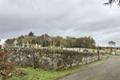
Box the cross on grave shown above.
[14,40,18,47]
[22,43,25,48]
[26,42,30,48]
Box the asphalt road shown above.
[59,56,120,80]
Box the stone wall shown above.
[0,48,108,70]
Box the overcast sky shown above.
[0,0,120,46]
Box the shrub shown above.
[0,52,15,80]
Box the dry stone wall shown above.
[0,48,108,70]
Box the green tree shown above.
[51,36,64,47]
[74,37,96,48]
[5,38,16,46]
[28,32,34,36]
[40,34,51,47]
[5,34,96,48]
[64,37,74,48]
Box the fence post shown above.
[97,47,100,60]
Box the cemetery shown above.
[0,36,119,80]
[0,45,110,80]
[0,0,120,80]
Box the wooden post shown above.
[97,47,100,60]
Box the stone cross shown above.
[26,42,30,48]
[22,43,25,48]
[14,40,18,47]
[35,43,38,48]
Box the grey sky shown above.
[0,0,120,46]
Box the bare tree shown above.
[108,41,116,54]
[108,41,116,47]
[104,0,120,5]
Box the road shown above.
[59,56,120,80]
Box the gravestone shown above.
[112,51,116,55]
[22,43,25,48]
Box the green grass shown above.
[10,55,110,80]
[116,51,120,56]
[10,65,88,80]
[10,68,67,80]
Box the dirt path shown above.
[59,56,120,80]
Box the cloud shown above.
[0,0,120,46]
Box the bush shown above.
[0,52,15,80]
